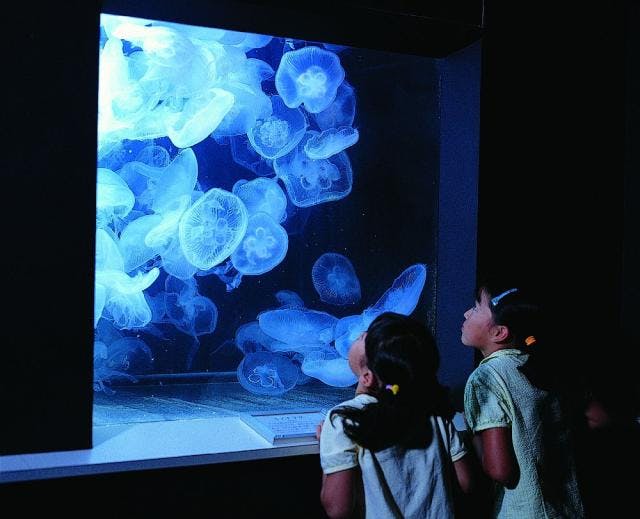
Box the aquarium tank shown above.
[93,10,476,428]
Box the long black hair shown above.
[329,312,452,452]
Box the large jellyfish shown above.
[312,253,361,306]
[275,46,345,113]
[178,188,249,270]
[237,351,299,396]
[247,95,307,160]
[231,212,289,276]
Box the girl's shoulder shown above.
[330,393,377,412]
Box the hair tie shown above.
[385,384,400,396]
[524,335,537,346]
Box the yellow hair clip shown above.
[525,335,537,346]
[385,384,400,395]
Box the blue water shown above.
[95,14,440,404]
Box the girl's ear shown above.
[360,368,377,391]
[493,324,510,343]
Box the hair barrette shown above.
[385,384,400,396]
[491,288,518,306]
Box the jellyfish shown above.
[247,95,307,160]
[149,147,198,214]
[165,292,218,337]
[312,253,361,306]
[229,134,275,177]
[333,314,366,359]
[258,308,338,347]
[178,188,249,270]
[275,46,345,113]
[314,80,356,131]
[118,214,163,273]
[304,126,359,160]
[237,351,299,396]
[212,84,272,138]
[166,87,235,149]
[235,321,288,354]
[231,212,288,276]
[96,167,135,227]
[362,264,428,326]
[275,290,305,309]
[232,177,287,223]
[274,133,353,208]
[301,348,357,387]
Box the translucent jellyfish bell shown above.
[178,188,249,270]
[312,253,361,306]
[231,212,289,276]
[274,133,353,208]
[314,80,356,131]
[301,348,357,387]
[96,167,135,225]
[258,308,338,346]
[362,264,428,326]
[275,46,345,113]
[334,314,366,359]
[237,351,299,396]
[232,177,287,223]
[304,126,359,160]
[235,321,288,354]
[247,95,307,160]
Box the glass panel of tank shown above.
[94,13,440,426]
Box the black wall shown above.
[1,0,632,514]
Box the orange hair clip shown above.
[525,335,537,346]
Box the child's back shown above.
[319,312,475,518]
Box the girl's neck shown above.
[480,343,514,358]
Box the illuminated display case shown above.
[1,0,482,478]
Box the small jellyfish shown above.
[237,351,299,396]
[235,321,288,354]
[258,308,338,346]
[314,80,356,131]
[212,84,272,138]
[232,177,287,223]
[96,167,135,226]
[275,46,345,113]
[166,87,235,149]
[333,314,366,359]
[312,253,361,306]
[301,348,357,387]
[231,212,288,276]
[275,290,305,309]
[304,126,359,160]
[363,264,428,327]
[247,95,307,160]
[275,134,353,208]
[178,188,249,270]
